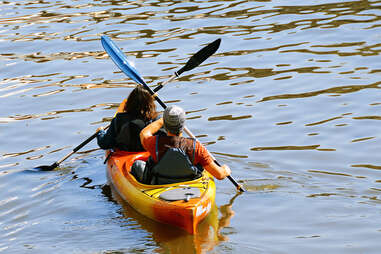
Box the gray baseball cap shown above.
[163,105,185,135]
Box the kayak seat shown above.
[159,187,201,202]
[149,148,202,185]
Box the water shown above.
[1,0,381,253]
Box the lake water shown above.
[1,0,381,253]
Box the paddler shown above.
[96,85,164,151]
[132,105,231,184]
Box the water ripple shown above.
[259,81,381,102]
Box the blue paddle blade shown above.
[101,35,147,86]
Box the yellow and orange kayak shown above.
[105,100,216,234]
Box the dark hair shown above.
[124,85,158,121]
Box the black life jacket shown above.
[113,113,148,151]
[143,136,203,185]
[113,113,166,152]
[115,118,146,151]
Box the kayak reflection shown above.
[103,184,238,253]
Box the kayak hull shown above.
[106,150,216,234]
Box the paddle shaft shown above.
[183,127,245,192]
[56,124,110,165]
[153,73,177,93]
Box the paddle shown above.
[102,36,245,192]
[101,35,221,94]
[152,37,221,93]
[34,124,110,171]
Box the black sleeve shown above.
[96,118,117,149]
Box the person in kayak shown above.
[96,85,164,151]
[132,105,231,184]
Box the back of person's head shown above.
[163,105,186,135]
[124,85,158,121]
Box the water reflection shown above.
[0,103,119,123]
[2,146,50,159]
[103,184,239,253]
[259,81,381,102]
[242,179,280,193]
[251,144,320,151]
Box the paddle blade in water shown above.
[101,35,147,86]
[34,162,58,171]
[176,38,221,76]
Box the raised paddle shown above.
[152,37,221,93]
[102,36,245,192]
[101,35,221,94]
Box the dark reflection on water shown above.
[1,0,381,253]
[251,144,320,151]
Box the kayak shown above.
[105,100,216,234]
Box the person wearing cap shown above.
[132,105,231,184]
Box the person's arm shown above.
[204,161,231,180]
[195,141,231,180]
[96,119,117,149]
[140,118,164,150]
[152,115,167,137]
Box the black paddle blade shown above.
[34,162,59,171]
[176,38,221,76]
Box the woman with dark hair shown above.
[123,85,158,122]
[96,85,163,151]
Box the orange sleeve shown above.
[142,136,158,161]
[194,141,213,167]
